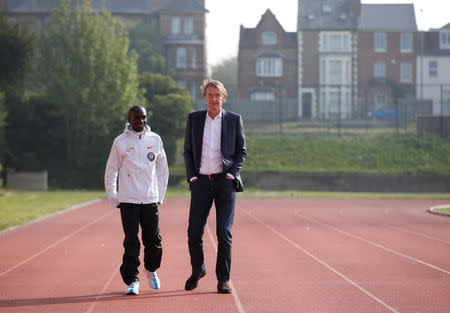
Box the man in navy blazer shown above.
[183,79,246,294]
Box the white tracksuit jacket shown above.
[104,123,169,208]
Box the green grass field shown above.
[1,188,449,232]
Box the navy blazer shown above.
[183,109,246,192]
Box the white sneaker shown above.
[125,280,139,295]
[148,271,160,290]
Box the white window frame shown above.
[184,17,194,35]
[400,63,412,83]
[251,91,275,101]
[176,47,187,69]
[400,33,413,53]
[374,63,386,79]
[320,57,351,85]
[256,57,282,77]
[374,32,387,52]
[320,32,351,52]
[428,60,438,77]
[171,17,181,35]
[262,31,277,45]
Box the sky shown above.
[205,0,450,67]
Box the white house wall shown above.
[417,55,450,114]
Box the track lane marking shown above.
[387,225,450,245]
[85,263,121,313]
[246,211,399,313]
[293,210,450,276]
[0,210,114,278]
[206,224,246,313]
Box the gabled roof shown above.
[255,9,285,32]
[298,0,359,31]
[360,4,417,31]
[239,9,296,50]
[3,0,207,15]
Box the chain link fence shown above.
[192,83,450,137]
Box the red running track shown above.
[0,198,449,313]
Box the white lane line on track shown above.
[294,211,450,276]
[246,211,400,313]
[0,210,114,278]
[387,225,450,245]
[85,263,120,313]
[206,224,246,313]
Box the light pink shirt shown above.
[199,110,223,175]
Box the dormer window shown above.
[307,13,315,20]
[262,31,277,45]
[440,31,450,49]
[322,4,332,13]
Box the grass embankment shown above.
[244,133,450,175]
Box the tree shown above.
[128,22,168,75]
[0,1,33,89]
[0,1,33,185]
[37,0,142,187]
[139,73,192,165]
[210,57,238,100]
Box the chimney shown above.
[351,0,361,16]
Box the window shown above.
[400,63,412,82]
[329,60,342,84]
[262,31,277,45]
[191,48,197,69]
[320,57,350,85]
[328,91,340,112]
[251,91,275,101]
[176,48,187,69]
[322,4,332,13]
[400,33,413,53]
[374,32,386,52]
[375,93,386,107]
[429,60,438,77]
[440,31,450,49]
[321,32,350,52]
[190,82,197,99]
[171,17,181,35]
[256,58,282,77]
[184,17,193,35]
[177,81,187,89]
[374,63,386,78]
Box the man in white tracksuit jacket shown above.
[105,105,169,295]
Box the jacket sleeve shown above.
[183,113,196,182]
[230,114,247,176]
[156,137,169,204]
[104,139,121,208]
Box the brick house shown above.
[237,9,297,104]
[297,0,360,120]
[358,3,417,114]
[4,0,208,101]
